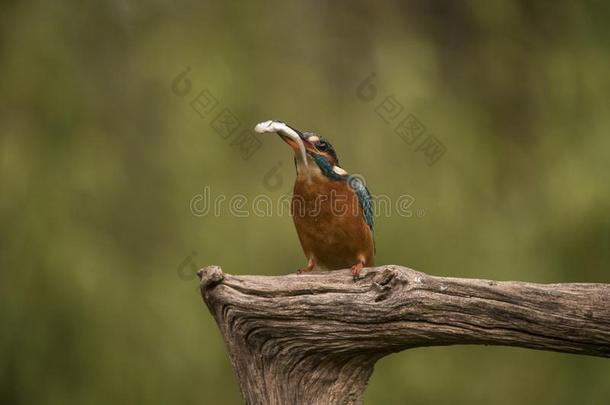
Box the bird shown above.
[255,120,374,281]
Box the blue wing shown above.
[348,175,374,234]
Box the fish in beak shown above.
[254,120,309,169]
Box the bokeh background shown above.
[1,1,609,404]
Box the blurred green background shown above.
[1,0,609,404]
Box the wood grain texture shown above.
[198,265,610,405]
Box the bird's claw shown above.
[297,258,315,275]
[351,262,364,282]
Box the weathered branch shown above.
[198,265,610,405]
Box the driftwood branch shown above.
[198,265,610,404]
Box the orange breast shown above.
[291,174,374,270]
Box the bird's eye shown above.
[317,141,328,151]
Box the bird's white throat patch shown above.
[332,166,348,176]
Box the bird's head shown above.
[255,120,347,179]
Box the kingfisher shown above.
[255,120,374,281]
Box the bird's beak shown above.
[254,120,309,168]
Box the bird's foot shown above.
[351,261,364,282]
[297,267,313,275]
[297,257,315,275]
